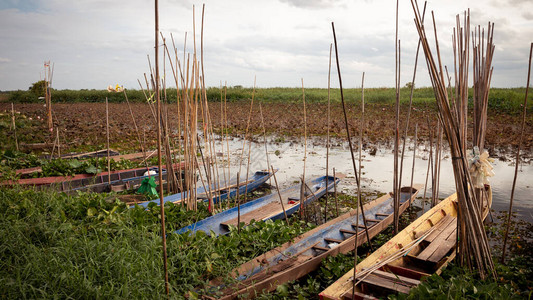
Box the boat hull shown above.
[208,185,422,299]
[319,185,492,300]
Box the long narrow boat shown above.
[135,170,275,209]
[2,162,184,188]
[204,185,421,299]
[3,162,186,194]
[320,184,492,300]
[176,175,343,237]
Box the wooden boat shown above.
[3,162,186,192]
[176,175,344,237]
[11,149,177,177]
[205,185,421,299]
[319,184,492,300]
[135,170,275,209]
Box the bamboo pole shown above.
[333,167,339,217]
[236,172,241,234]
[105,97,111,186]
[410,3,496,278]
[11,103,18,151]
[300,78,308,218]
[154,0,169,295]
[501,42,532,264]
[393,0,401,234]
[259,103,271,186]
[325,43,333,223]
[352,72,365,300]
[331,22,373,251]
[271,165,289,226]
[398,2,426,202]
[410,124,418,196]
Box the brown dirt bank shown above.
[2,102,532,158]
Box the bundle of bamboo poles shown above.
[411,2,496,279]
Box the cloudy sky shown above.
[0,0,532,91]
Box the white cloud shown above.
[0,0,532,90]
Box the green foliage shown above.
[29,80,48,97]
[0,188,313,299]
[391,263,527,300]
[5,87,531,114]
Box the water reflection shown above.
[207,135,532,223]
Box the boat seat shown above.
[416,216,457,263]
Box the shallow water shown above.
[204,135,532,223]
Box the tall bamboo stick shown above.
[501,42,532,263]
[331,22,373,251]
[154,0,169,295]
[11,103,18,151]
[272,165,289,226]
[300,78,308,218]
[105,97,111,186]
[392,0,401,234]
[352,72,366,300]
[325,43,332,222]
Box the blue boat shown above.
[134,170,275,208]
[176,175,341,236]
[207,185,422,299]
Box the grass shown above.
[5,87,532,113]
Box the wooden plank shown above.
[359,272,413,294]
[424,215,455,242]
[375,213,389,217]
[417,225,457,261]
[365,218,381,223]
[427,239,456,263]
[313,246,330,252]
[371,269,420,286]
[341,290,378,300]
[353,223,375,229]
[324,237,344,244]
[340,228,357,235]
[382,264,430,281]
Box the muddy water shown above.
[206,135,532,223]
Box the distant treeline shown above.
[5,87,531,113]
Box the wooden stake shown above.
[325,43,332,223]
[236,172,241,234]
[331,22,374,251]
[271,165,289,226]
[333,167,339,217]
[105,97,111,186]
[301,78,308,218]
[155,0,169,295]
[501,42,532,264]
[11,103,19,151]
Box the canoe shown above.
[319,184,492,300]
[3,162,185,192]
[12,149,176,177]
[176,175,343,237]
[63,166,185,194]
[135,170,275,209]
[205,185,422,299]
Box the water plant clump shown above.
[0,187,313,298]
